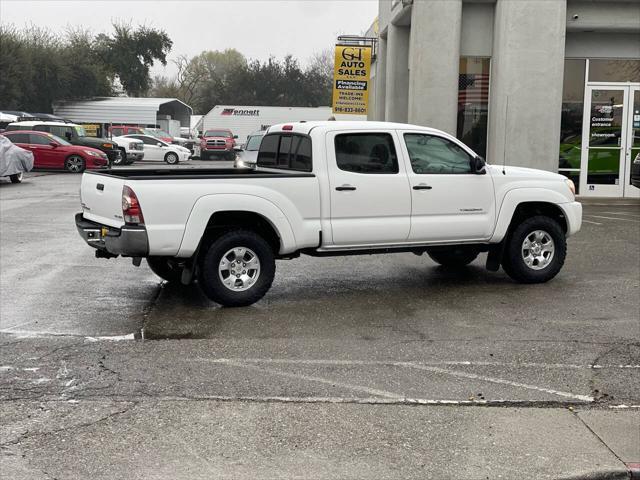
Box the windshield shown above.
[144,128,171,138]
[205,130,232,138]
[73,125,86,137]
[245,134,263,151]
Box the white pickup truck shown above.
[76,121,582,307]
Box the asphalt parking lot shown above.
[1,170,639,479]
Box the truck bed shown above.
[86,168,315,180]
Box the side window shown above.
[404,133,473,174]
[33,125,49,132]
[137,136,157,146]
[292,137,312,171]
[256,134,280,168]
[335,133,399,174]
[5,133,29,143]
[29,134,52,145]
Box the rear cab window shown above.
[257,133,312,172]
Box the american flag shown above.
[458,73,490,105]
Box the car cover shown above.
[0,135,34,176]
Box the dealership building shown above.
[367,0,640,197]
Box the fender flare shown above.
[490,188,571,243]
[177,193,296,257]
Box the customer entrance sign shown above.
[332,45,372,115]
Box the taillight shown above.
[122,185,144,225]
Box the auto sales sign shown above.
[332,45,372,115]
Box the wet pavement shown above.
[1,171,639,479]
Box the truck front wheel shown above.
[427,247,479,267]
[197,230,276,307]
[501,215,566,283]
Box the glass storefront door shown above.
[581,85,640,197]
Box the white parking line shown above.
[210,358,595,402]
[200,358,640,370]
[601,211,640,218]
[582,220,603,225]
[220,359,405,400]
[403,363,594,402]
[584,215,640,223]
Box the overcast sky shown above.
[0,0,378,77]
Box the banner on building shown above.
[332,45,372,115]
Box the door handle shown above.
[336,185,356,191]
[413,184,432,190]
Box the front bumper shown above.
[75,213,149,257]
[559,201,582,237]
[105,150,121,165]
[126,151,145,161]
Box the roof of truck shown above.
[266,121,447,136]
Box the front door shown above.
[326,130,412,246]
[399,131,496,242]
[581,85,640,197]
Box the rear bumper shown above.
[75,213,148,257]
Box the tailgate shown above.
[80,172,126,228]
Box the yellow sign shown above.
[332,45,372,115]
[82,124,100,137]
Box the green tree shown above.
[94,22,173,97]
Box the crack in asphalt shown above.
[0,401,139,448]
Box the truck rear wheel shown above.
[147,257,184,283]
[197,229,275,307]
[427,247,479,268]
[501,215,566,283]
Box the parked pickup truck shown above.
[76,121,582,307]
[199,129,237,160]
[110,136,145,165]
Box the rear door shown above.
[4,133,38,166]
[28,133,59,168]
[325,130,411,246]
[130,135,163,161]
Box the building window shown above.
[588,59,640,83]
[558,59,586,194]
[457,57,490,158]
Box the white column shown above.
[407,0,462,135]
[487,0,566,171]
[385,24,410,123]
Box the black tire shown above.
[9,173,23,183]
[197,230,276,307]
[146,257,184,283]
[65,155,85,173]
[113,148,126,166]
[501,215,566,284]
[427,247,479,267]
[165,152,179,165]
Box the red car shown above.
[2,131,109,173]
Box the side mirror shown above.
[157,142,163,147]
[49,142,58,148]
[197,134,203,139]
[234,145,243,152]
[233,135,238,139]
[472,156,486,175]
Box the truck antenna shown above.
[502,96,508,175]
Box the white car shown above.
[234,130,265,169]
[77,121,582,307]
[123,134,190,164]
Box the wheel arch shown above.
[491,189,570,243]
[177,194,296,258]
